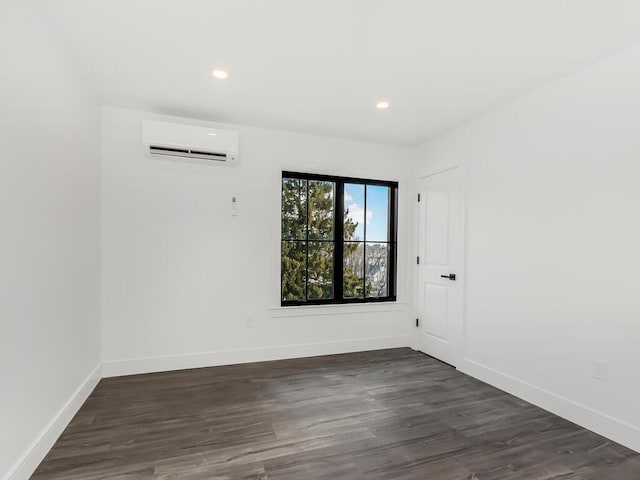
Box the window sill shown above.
[269,302,407,318]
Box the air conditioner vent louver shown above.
[149,145,228,161]
[143,120,239,166]
[149,146,189,155]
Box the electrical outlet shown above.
[593,360,608,382]
[245,317,254,329]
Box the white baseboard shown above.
[459,358,640,454]
[103,335,412,377]
[4,364,102,480]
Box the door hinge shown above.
[417,193,421,202]
[416,256,420,265]
[416,318,419,327]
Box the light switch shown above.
[231,196,237,216]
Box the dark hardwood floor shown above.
[32,348,640,479]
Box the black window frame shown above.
[281,171,398,306]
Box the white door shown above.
[417,168,464,366]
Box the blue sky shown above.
[344,184,389,242]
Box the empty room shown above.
[3,0,640,479]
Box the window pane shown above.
[307,241,334,300]
[365,243,389,298]
[344,183,365,241]
[282,178,307,240]
[343,241,364,298]
[308,180,334,240]
[281,241,306,301]
[365,185,390,242]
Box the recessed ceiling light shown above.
[212,69,229,79]
[376,101,390,110]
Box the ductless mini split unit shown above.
[142,120,239,165]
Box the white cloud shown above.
[346,202,373,226]
[344,192,354,203]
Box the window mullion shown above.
[334,181,344,302]
[363,184,367,298]
[389,186,397,298]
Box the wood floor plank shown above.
[30,348,640,479]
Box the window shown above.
[281,171,398,306]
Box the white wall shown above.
[0,2,101,479]
[413,42,640,451]
[101,107,413,375]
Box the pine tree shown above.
[281,178,307,301]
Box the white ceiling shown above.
[36,0,640,146]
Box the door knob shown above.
[440,274,456,280]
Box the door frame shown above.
[413,165,467,367]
